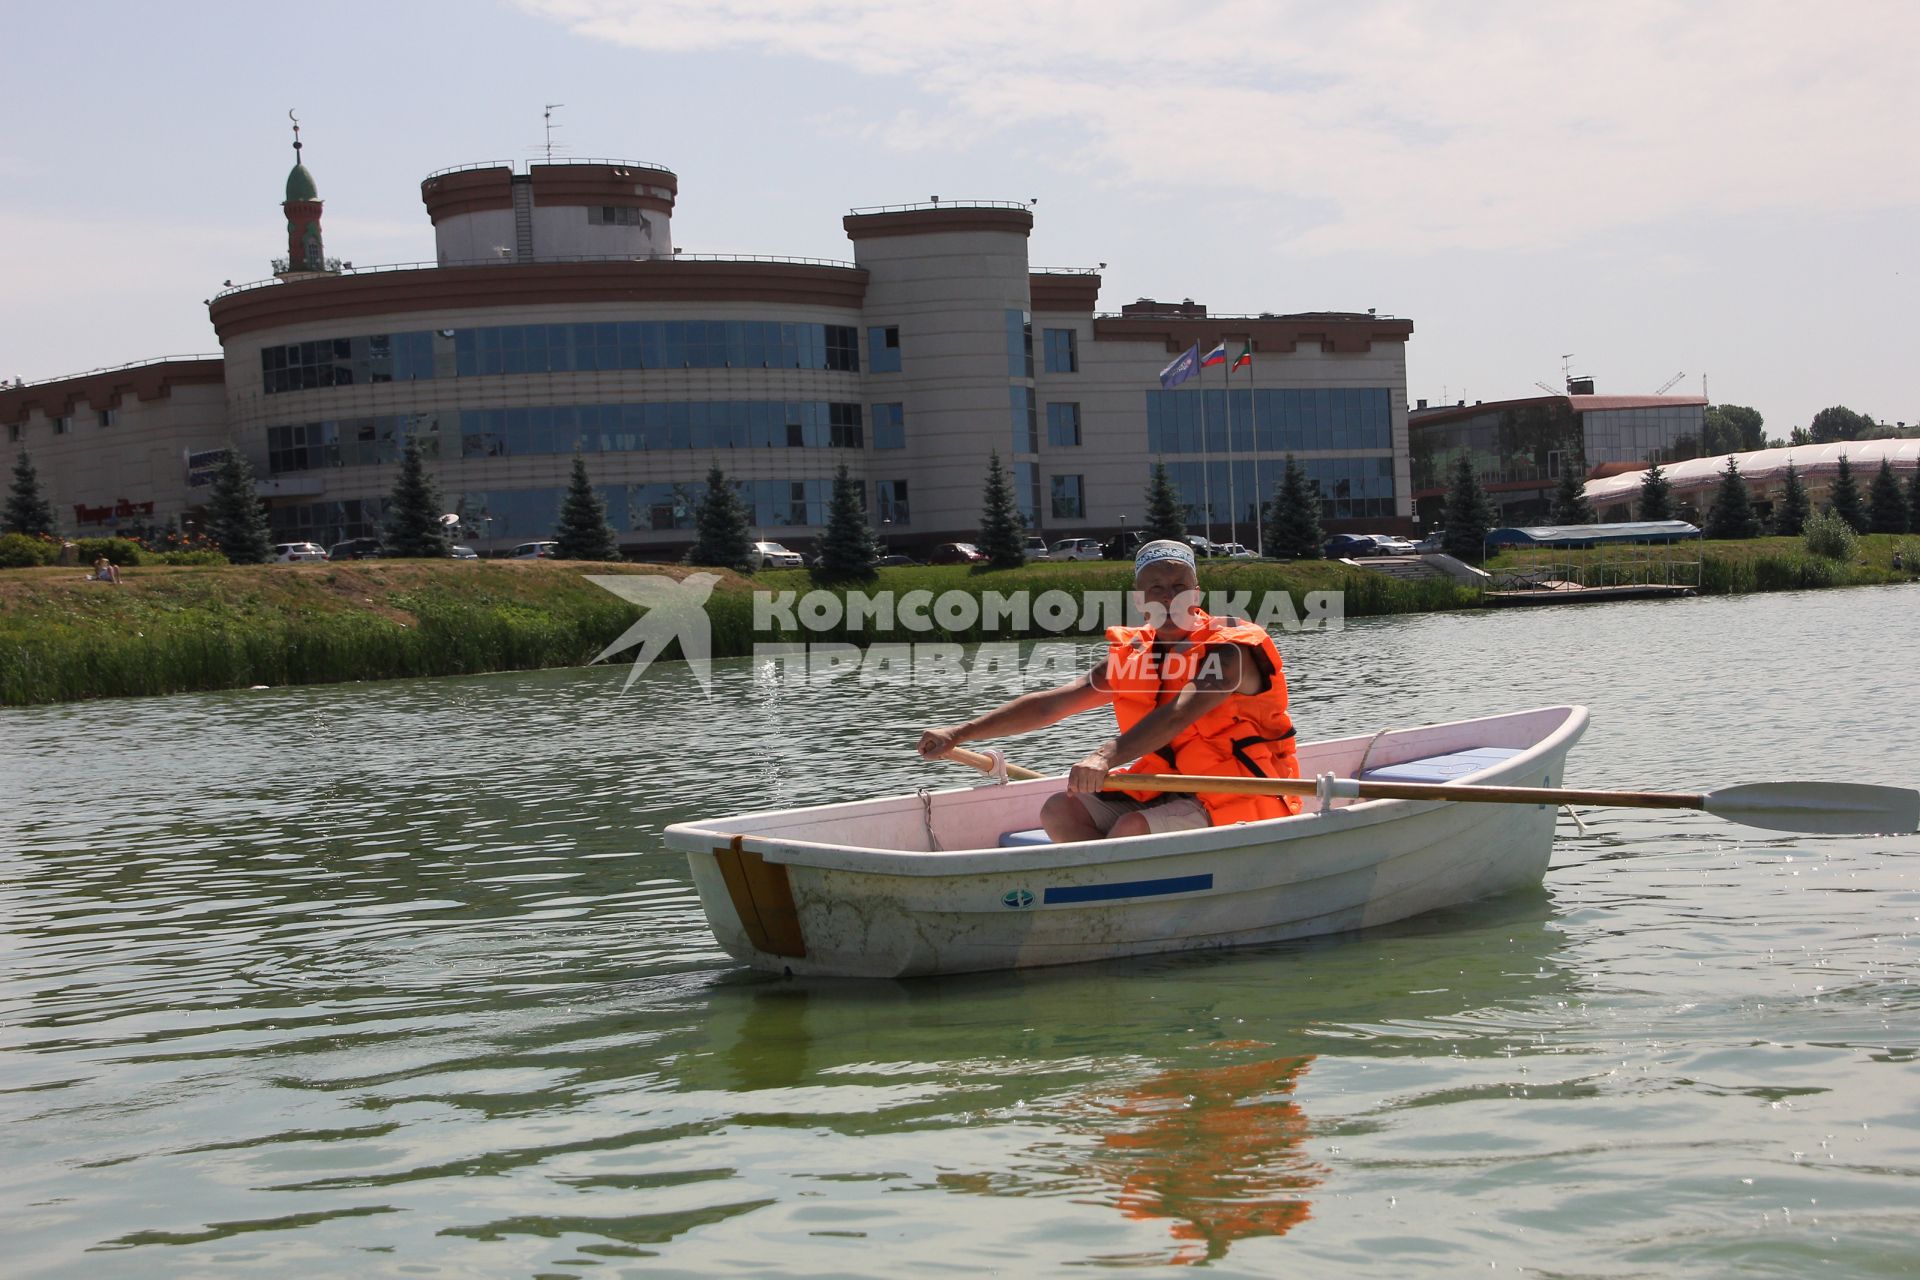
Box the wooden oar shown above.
[1109,773,1919,836]
[932,748,1917,835]
[941,744,1046,781]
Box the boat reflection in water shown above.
[1076,1051,1319,1265]
[691,893,1566,1266]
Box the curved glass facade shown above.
[260,321,863,393]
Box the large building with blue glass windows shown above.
[0,139,1419,555]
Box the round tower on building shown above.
[278,113,333,279]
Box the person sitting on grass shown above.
[90,555,120,585]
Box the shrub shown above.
[0,531,58,568]
[75,537,147,566]
[1802,511,1858,561]
[156,548,229,566]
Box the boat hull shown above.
[667,705,1587,978]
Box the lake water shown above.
[3,585,1917,1277]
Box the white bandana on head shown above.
[1134,539,1197,574]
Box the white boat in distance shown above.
[664,705,1590,978]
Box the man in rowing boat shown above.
[917,539,1300,840]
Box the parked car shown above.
[1050,537,1105,562]
[1414,533,1447,554]
[272,542,327,563]
[875,553,920,568]
[1322,534,1380,559]
[1023,536,1051,561]
[1185,534,1224,558]
[1370,536,1419,556]
[752,540,805,569]
[448,545,479,560]
[1215,542,1258,559]
[510,541,559,560]
[929,542,986,565]
[328,537,382,561]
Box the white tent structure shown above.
[1584,438,1920,510]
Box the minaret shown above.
[278,111,332,278]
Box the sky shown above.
[3,0,1915,436]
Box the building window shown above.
[868,325,902,373]
[1043,328,1078,373]
[1010,386,1039,454]
[878,479,910,525]
[53,415,71,435]
[1014,460,1039,525]
[1050,474,1085,519]
[6,424,19,444]
[97,408,118,427]
[828,402,864,448]
[872,402,906,449]
[587,205,644,225]
[1005,309,1034,378]
[825,325,861,372]
[1046,402,1081,447]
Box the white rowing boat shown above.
[664,705,1590,978]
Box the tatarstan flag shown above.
[1199,342,1228,367]
[1233,342,1253,371]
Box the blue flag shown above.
[1158,343,1200,390]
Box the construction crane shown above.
[1533,380,1563,397]
[1654,371,1685,394]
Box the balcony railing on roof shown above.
[846,200,1033,215]
[210,252,863,302]
[9,354,224,390]
[422,157,675,180]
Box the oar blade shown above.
[1703,782,1920,835]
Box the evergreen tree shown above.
[977,450,1026,570]
[4,448,57,537]
[205,445,274,564]
[1549,465,1597,525]
[383,435,452,557]
[553,453,621,560]
[691,466,753,571]
[1828,454,1867,533]
[1703,456,1761,540]
[1866,458,1910,534]
[1143,461,1186,542]
[1907,467,1920,534]
[814,463,879,582]
[1440,455,1495,563]
[1637,462,1673,522]
[1772,460,1810,536]
[1261,455,1323,559]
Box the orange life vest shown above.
[1103,611,1302,825]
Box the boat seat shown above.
[998,827,1054,847]
[1360,746,1522,783]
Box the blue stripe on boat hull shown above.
[1043,873,1213,905]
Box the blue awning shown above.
[1486,520,1701,548]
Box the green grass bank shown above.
[0,539,1913,705]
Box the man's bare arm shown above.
[917,669,1110,759]
[1066,645,1260,793]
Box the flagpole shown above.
[1247,339,1262,556]
[1224,345,1238,553]
[1199,350,1213,549]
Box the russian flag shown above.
[1200,342,1229,367]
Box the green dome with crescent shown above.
[285,163,319,202]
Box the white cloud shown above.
[517,0,1920,252]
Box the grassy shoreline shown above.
[1,539,1913,705]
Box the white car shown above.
[510,541,559,559]
[272,542,327,563]
[1370,536,1419,556]
[753,540,805,569]
[1023,536,1051,561]
[1050,537,1105,561]
[1215,542,1258,559]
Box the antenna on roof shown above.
[531,104,568,162]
